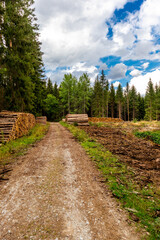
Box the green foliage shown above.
[109,83,116,118]
[129,85,138,120]
[137,93,145,121]
[47,78,54,95]
[53,82,59,99]
[78,73,91,113]
[135,130,160,145]
[145,79,155,121]
[0,0,45,114]
[116,83,123,119]
[92,76,103,117]
[61,122,160,239]
[59,74,77,114]
[44,94,60,121]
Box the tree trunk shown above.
[106,101,108,118]
[150,101,152,121]
[127,97,129,121]
[119,103,121,119]
[68,90,70,114]
[111,104,114,118]
[133,106,135,120]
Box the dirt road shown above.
[0,123,140,240]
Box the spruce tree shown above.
[92,76,102,116]
[78,73,91,114]
[100,70,106,117]
[47,78,54,95]
[53,82,59,99]
[130,85,137,120]
[60,74,77,114]
[145,79,155,121]
[154,83,160,120]
[105,79,109,118]
[0,1,6,111]
[125,82,130,121]
[1,0,44,113]
[137,93,145,121]
[109,84,115,118]
[116,83,123,119]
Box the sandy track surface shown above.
[0,123,140,240]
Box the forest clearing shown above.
[0,120,159,239]
[1,0,160,239]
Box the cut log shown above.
[88,117,124,123]
[78,123,89,126]
[36,116,47,125]
[67,118,88,123]
[0,111,36,143]
[66,114,89,125]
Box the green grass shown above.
[135,130,160,145]
[0,123,49,168]
[60,121,160,240]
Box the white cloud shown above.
[109,63,127,80]
[99,63,108,71]
[66,62,99,83]
[130,69,142,77]
[130,68,160,95]
[113,81,121,88]
[34,0,130,70]
[111,0,160,61]
[48,62,99,85]
[142,62,149,69]
[34,0,160,84]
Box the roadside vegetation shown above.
[61,121,160,240]
[0,123,49,171]
[135,130,160,145]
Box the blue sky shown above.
[35,0,160,94]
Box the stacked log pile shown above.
[89,117,123,123]
[36,116,47,125]
[66,114,89,126]
[0,111,35,143]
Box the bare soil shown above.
[80,125,160,185]
[0,123,141,240]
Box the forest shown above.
[0,1,160,122]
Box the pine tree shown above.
[78,73,91,114]
[91,76,102,116]
[137,93,145,121]
[116,83,123,119]
[130,85,137,120]
[1,0,44,113]
[60,74,77,114]
[125,82,130,121]
[0,1,6,111]
[100,70,106,117]
[154,83,160,120]
[145,79,155,121]
[109,84,115,118]
[46,78,54,95]
[105,79,109,117]
[53,82,59,99]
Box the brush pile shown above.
[0,111,35,143]
[36,116,47,125]
[66,114,89,126]
[89,117,124,123]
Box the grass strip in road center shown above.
[60,122,160,240]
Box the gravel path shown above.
[0,123,141,240]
